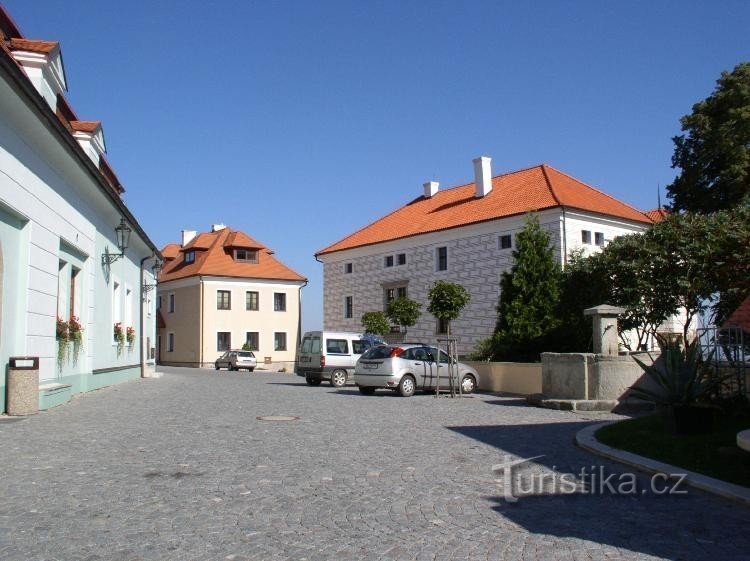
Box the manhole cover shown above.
[257,415,299,422]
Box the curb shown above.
[576,422,750,507]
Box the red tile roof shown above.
[9,38,58,54]
[644,208,669,223]
[160,227,305,283]
[224,231,266,250]
[70,120,101,133]
[317,164,654,256]
[723,296,750,333]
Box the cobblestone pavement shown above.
[1,368,749,561]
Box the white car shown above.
[215,350,257,372]
[354,344,479,397]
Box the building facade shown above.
[317,157,660,357]
[0,8,161,411]
[157,226,306,369]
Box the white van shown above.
[296,331,382,387]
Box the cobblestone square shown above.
[0,368,748,561]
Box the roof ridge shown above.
[540,164,561,206]
[544,164,649,217]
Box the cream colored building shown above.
[157,225,306,369]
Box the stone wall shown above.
[465,361,542,395]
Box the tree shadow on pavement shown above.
[447,421,750,561]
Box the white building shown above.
[0,8,161,411]
[316,157,661,357]
[157,225,306,370]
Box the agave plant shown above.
[629,340,717,406]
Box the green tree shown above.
[427,281,471,336]
[492,214,561,361]
[386,296,421,330]
[361,311,390,336]
[667,62,750,213]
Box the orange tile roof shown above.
[723,296,750,332]
[161,243,181,261]
[224,231,266,250]
[70,120,101,133]
[317,164,653,256]
[9,38,58,54]
[159,227,305,283]
[644,208,669,223]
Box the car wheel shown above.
[398,375,416,397]
[305,374,322,386]
[461,374,476,394]
[330,369,347,387]
[358,386,376,395]
[215,364,220,370]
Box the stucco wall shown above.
[158,280,201,366]
[465,361,542,395]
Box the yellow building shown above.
[156,225,306,370]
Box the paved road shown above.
[0,368,748,561]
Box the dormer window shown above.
[235,249,258,263]
[184,250,195,264]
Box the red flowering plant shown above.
[68,315,83,344]
[114,322,125,355]
[126,326,136,346]
[56,316,69,341]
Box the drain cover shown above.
[257,415,299,422]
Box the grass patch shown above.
[596,413,750,488]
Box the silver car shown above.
[353,344,479,397]
[215,350,257,372]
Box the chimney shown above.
[211,223,226,232]
[181,230,197,246]
[473,156,492,198]
[423,181,439,198]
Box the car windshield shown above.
[361,345,393,360]
[237,352,254,358]
[301,336,321,354]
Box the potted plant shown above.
[629,339,722,435]
[126,326,136,348]
[114,322,125,355]
[56,316,69,370]
[68,315,84,365]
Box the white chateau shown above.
[316,157,663,356]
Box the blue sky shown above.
[5,0,749,331]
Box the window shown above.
[344,296,353,319]
[581,230,592,244]
[217,290,231,310]
[168,293,175,313]
[113,280,122,323]
[326,338,349,354]
[217,332,231,351]
[69,266,79,319]
[157,296,162,310]
[595,232,605,246]
[274,292,286,312]
[344,262,353,274]
[274,332,287,351]
[384,255,394,268]
[436,246,448,271]
[384,285,408,308]
[499,234,512,249]
[125,287,133,331]
[246,291,259,311]
[437,318,449,334]
[167,332,174,352]
[245,332,259,351]
[352,340,369,354]
[397,253,406,266]
[301,335,321,353]
[235,249,258,263]
[184,250,195,264]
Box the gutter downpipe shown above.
[139,254,151,378]
[561,206,568,268]
[199,276,204,368]
[297,278,309,352]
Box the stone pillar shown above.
[6,357,39,415]
[584,305,625,356]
